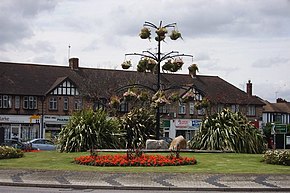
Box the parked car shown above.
[25,139,57,151]
[1,139,27,150]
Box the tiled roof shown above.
[0,61,264,105]
[263,100,290,113]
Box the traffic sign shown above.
[274,124,287,134]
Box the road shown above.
[1,186,290,193]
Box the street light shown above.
[122,21,193,140]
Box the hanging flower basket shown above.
[169,92,180,102]
[146,59,157,72]
[139,27,151,39]
[110,96,120,108]
[121,60,132,69]
[188,64,198,75]
[170,30,182,40]
[156,27,168,36]
[123,89,137,101]
[182,90,195,103]
[173,58,184,68]
[137,58,148,72]
[138,91,149,101]
[162,60,173,71]
[151,90,170,108]
[201,98,210,108]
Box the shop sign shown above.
[44,115,70,124]
[175,119,189,128]
[161,120,170,128]
[175,119,202,130]
[191,119,202,129]
[0,115,32,123]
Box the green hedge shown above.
[0,146,24,159]
[263,150,290,166]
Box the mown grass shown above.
[0,151,289,174]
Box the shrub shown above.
[263,150,290,166]
[0,146,24,159]
[189,109,266,154]
[58,109,125,152]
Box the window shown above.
[247,105,256,116]
[178,103,186,114]
[273,113,282,123]
[49,97,57,110]
[217,104,224,112]
[50,80,79,96]
[159,105,168,114]
[94,99,106,110]
[15,96,20,109]
[198,108,205,115]
[189,102,195,115]
[63,97,69,111]
[0,95,12,109]
[23,96,37,109]
[119,101,128,112]
[74,99,82,110]
[231,104,239,113]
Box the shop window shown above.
[23,96,37,109]
[49,97,58,110]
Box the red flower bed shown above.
[74,154,196,167]
[23,149,42,153]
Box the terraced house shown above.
[0,58,265,142]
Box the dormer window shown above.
[51,80,79,96]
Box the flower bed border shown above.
[74,154,196,167]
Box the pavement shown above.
[0,169,290,191]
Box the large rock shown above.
[169,135,187,150]
[145,139,168,149]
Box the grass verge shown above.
[0,151,289,174]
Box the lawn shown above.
[0,151,289,174]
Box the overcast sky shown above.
[1,0,290,102]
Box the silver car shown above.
[26,139,56,151]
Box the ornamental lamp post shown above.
[122,21,193,140]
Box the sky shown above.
[0,0,290,103]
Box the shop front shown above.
[44,115,70,142]
[0,115,41,141]
[169,119,202,141]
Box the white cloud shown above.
[0,0,290,102]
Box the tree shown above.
[58,109,124,152]
[189,109,266,154]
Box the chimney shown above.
[276,98,287,103]
[69,58,79,70]
[246,80,252,96]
